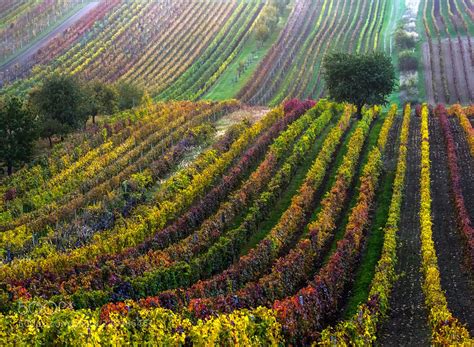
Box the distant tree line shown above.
[0,74,147,176]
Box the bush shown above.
[394,28,416,49]
[399,50,418,71]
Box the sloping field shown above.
[238,0,391,105]
[420,0,474,104]
[0,100,472,345]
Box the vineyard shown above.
[1,0,473,106]
[0,99,471,345]
[0,0,474,345]
[420,0,474,105]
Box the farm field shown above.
[420,0,474,104]
[0,0,473,345]
[0,100,473,345]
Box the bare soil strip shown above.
[429,115,474,335]
[379,115,431,346]
[449,117,474,219]
[422,43,436,105]
[423,42,446,104]
[440,40,458,102]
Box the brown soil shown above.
[422,37,474,105]
[449,117,474,219]
[378,115,431,346]
[429,115,474,334]
[423,41,446,104]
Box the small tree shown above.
[116,82,144,111]
[394,27,416,50]
[84,80,118,124]
[255,22,270,45]
[323,52,396,116]
[398,50,418,71]
[29,73,88,143]
[0,96,38,175]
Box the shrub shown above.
[398,50,418,71]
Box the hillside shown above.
[0,99,473,344]
[0,0,472,105]
[0,0,473,345]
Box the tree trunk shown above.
[48,136,53,148]
[92,114,96,124]
[7,161,13,176]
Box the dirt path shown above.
[429,115,474,334]
[0,2,99,72]
[441,39,461,103]
[449,117,474,219]
[379,115,431,346]
[422,42,436,105]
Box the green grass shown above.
[322,113,386,266]
[239,123,333,256]
[204,8,290,101]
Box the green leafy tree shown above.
[116,82,144,111]
[394,26,416,50]
[323,52,396,117]
[29,74,88,144]
[0,96,38,175]
[85,80,118,124]
[398,50,418,71]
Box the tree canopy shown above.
[84,80,119,124]
[29,74,88,143]
[323,52,396,115]
[0,96,38,175]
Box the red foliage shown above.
[436,104,474,268]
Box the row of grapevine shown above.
[0,0,121,85]
[0,0,85,64]
[2,0,267,100]
[0,101,315,306]
[319,103,411,344]
[436,104,473,268]
[449,104,474,156]
[238,0,389,106]
[421,0,473,104]
[418,104,472,344]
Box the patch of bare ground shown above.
[429,115,474,335]
[378,115,431,346]
[214,106,269,138]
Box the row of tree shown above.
[0,74,146,176]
